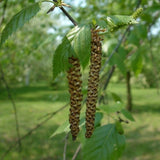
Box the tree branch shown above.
[72,144,81,160]
[99,65,116,104]
[60,7,78,26]
[63,132,69,160]
[100,26,130,73]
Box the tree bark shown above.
[126,71,132,111]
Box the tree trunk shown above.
[126,71,132,111]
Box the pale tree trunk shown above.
[126,71,132,111]
[25,67,30,86]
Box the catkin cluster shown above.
[85,28,102,138]
[67,56,83,140]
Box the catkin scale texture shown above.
[67,56,83,140]
[85,29,102,138]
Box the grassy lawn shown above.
[0,83,160,160]
[107,84,160,160]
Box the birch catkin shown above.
[67,56,83,140]
[85,28,102,138]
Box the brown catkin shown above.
[85,28,102,138]
[67,56,83,140]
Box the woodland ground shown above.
[0,82,160,160]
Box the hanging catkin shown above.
[67,56,83,140]
[85,28,102,138]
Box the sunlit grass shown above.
[0,83,160,160]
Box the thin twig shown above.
[0,65,22,152]
[72,144,82,160]
[59,6,78,26]
[99,65,116,104]
[63,132,69,160]
[0,103,68,160]
[38,103,69,120]
[100,26,130,73]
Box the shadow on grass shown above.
[0,124,81,160]
[121,124,160,160]
[123,125,160,160]
[0,85,69,103]
[133,104,160,113]
[123,138,160,160]
[15,92,69,103]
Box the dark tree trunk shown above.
[126,71,132,111]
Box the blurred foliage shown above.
[0,0,160,88]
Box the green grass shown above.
[107,83,160,160]
[0,83,160,160]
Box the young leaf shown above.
[132,8,143,19]
[70,25,91,68]
[52,25,91,79]
[50,115,85,138]
[83,124,125,160]
[104,15,138,32]
[0,3,40,47]
[50,120,70,137]
[121,109,135,122]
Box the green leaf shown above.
[131,51,143,76]
[52,25,91,79]
[94,112,103,127]
[128,32,139,45]
[108,45,127,75]
[0,3,40,47]
[52,36,73,79]
[51,117,85,138]
[70,25,91,68]
[50,120,70,137]
[145,5,160,13]
[100,102,124,114]
[94,19,108,28]
[111,92,122,103]
[104,15,138,32]
[78,112,103,143]
[83,124,125,160]
[115,121,124,135]
[128,25,147,45]
[51,112,102,138]
[121,109,135,122]
[109,52,126,75]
